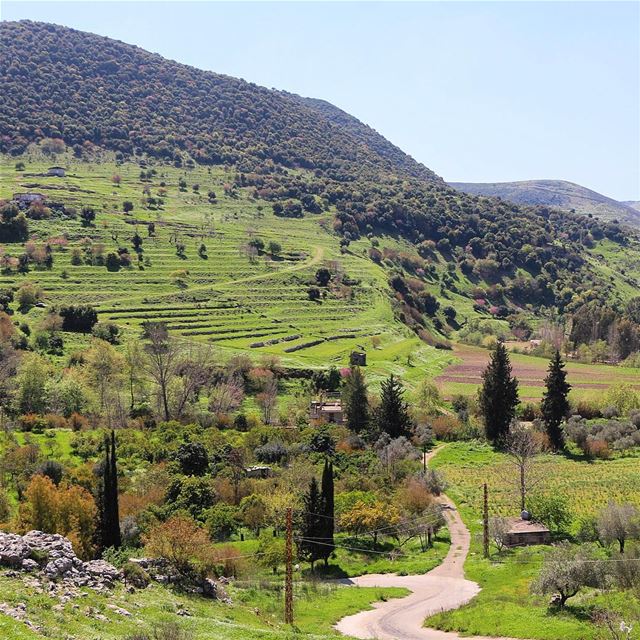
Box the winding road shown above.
[335,448,521,640]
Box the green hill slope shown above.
[449,179,640,226]
[0,20,638,361]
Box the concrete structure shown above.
[244,465,273,479]
[310,393,344,424]
[12,193,45,205]
[505,511,550,547]
[47,166,66,177]
[350,351,367,366]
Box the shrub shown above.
[122,561,150,589]
[255,440,288,464]
[431,415,461,441]
[58,305,98,333]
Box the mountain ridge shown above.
[449,179,640,226]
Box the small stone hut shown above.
[349,351,366,366]
[47,166,66,177]
[505,511,550,547]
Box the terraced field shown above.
[0,156,451,381]
[436,343,640,401]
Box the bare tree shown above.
[503,421,543,511]
[209,375,244,414]
[489,516,510,552]
[256,376,278,424]
[171,344,213,419]
[597,502,640,554]
[142,323,181,422]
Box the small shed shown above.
[310,395,344,424]
[47,166,66,177]
[245,465,273,479]
[505,511,550,547]
[350,351,367,366]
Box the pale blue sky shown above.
[2,1,639,200]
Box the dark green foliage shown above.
[315,268,331,287]
[308,427,336,456]
[98,431,121,551]
[541,351,571,450]
[0,204,28,242]
[479,341,519,444]
[376,374,413,439]
[58,305,98,333]
[92,321,120,344]
[36,460,64,485]
[80,206,95,226]
[319,459,335,566]
[312,366,341,392]
[122,201,134,213]
[175,442,209,476]
[342,367,370,434]
[299,477,323,570]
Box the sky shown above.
[2,1,639,201]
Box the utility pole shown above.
[483,483,489,559]
[285,507,293,625]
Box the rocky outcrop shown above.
[0,531,120,590]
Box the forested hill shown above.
[0,20,439,183]
[0,20,635,319]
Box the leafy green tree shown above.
[541,351,571,450]
[479,341,519,444]
[342,367,370,434]
[206,503,239,542]
[175,442,209,476]
[257,531,287,574]
[376,374,413,439]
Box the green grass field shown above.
[0,573,408,640]
[424,442,640,639]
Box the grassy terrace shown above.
[0,156,456,384]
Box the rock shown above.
[106,604,131,617]
[20,559,39,572]
[0,533,31,568]
[45,556,73,579]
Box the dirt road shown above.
[335,449,522,640]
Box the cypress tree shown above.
[99,431,121,550]
[342,366,369,434]
[479,341,519,445]
[319,459,335,567]
[300,477,323,571]
[541,350,571,450]
[376,374,413,438]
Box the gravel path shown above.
[335,448,523,640]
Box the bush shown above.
[255,440,288,464]
[58,305,98,333]
[122,561,150,589]
[92,322,120,344]
[431,415,462,441]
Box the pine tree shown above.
[479,341,519,445]
[541,350,571,450]
[300,477,323,571]
[99,431,121,551]
[376,374,413,438]
[342,366,369,434]
[319,459,335,567]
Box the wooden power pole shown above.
[483,483,489,559]
[285,507,293,624]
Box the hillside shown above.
[0,19,638,349]
[449,179,640,226]
[624,201,640,212]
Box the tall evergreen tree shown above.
[479,341,519,445]
[376,374,413,438]
[541,350,571,450]
[319,459,335,567]
[342,366,369,434]
[300,477,323,571]
[99,431,121,550]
